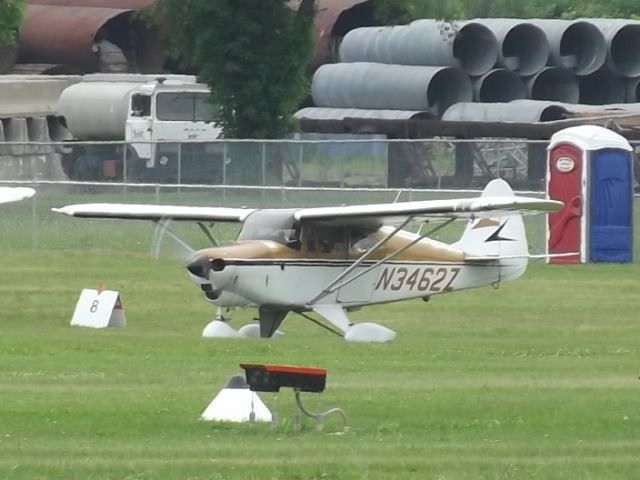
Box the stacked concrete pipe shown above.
[442,100,573,123]
[526,67,579,102]
[530,19,607,75]
[579,69,626,104]
[476,18,549,76]
[473,69,527,102]
[627,78,640,102]
[318,17,640,117]
[339,19,499,76]
[591,19,640,77]
[311,63,473,117]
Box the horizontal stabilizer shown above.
[465,252,580,261]
[0,187,35,205]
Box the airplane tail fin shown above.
[454,179,529,282]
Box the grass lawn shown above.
[1,187,638,478]
[1,247,639,479]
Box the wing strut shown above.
[308,217,456,305]
[197,222,219,246]
[296,311,344,337]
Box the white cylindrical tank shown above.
[57,81,140,140]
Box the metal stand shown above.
[293,388,348,432]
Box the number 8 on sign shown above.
[71,288,126,328]
[90,300,99,313]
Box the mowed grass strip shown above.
[1,250,640,479]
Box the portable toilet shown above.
[546,125,634,263]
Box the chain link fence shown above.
[1,137,638,258]
[0,136,583,189]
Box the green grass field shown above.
[1,191,640,479]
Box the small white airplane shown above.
[53,179,562,342]
[0,187,36,205]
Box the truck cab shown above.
[58,75,224,183]
[125,81,223,182]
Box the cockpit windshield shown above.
[237,210,299,247]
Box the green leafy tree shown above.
[0,0,24,46]
[155,0,314,139]
[405,0,640,19]
[372,0,413,24]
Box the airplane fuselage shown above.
[187,233,526,311]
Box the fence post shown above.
[122,142,128,201]
[177,142,182,198]
[298,142,304,188]
[222,142,227,205]
[527,141,547,189]
[261,141,266,203]
[31,188,39,249]
[339,139,345,188]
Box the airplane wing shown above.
[0,187,36,205]
[52,203,256,222]
[294,195,563,226]
[53,195,561,224]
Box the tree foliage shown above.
[0,0,24,47]
[403,0,640,19]
[155,0,314,139]
[371,0,413,24]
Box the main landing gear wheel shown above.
[201,308,285,339]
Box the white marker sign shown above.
[71,288,126,328]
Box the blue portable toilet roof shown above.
[548,125,632,152]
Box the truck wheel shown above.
[61,152,99,181]
[74,156,99,181]
[124,146,142,182]
[61,154,77,180]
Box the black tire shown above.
[60,153,77,180]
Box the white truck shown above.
[57,74,224,182]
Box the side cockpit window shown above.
[237,210,300,248]
[302,225,344,254]
[351,231,377,254]
[131,94,151,117]
[302,225,374,256]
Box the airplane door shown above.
[589,148,633,262]
[548,143,583,263]
[336,266,376,304]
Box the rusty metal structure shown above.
[18,1,164,74]
[29,0,155,6]
[13,0,372,75]
[288,0,373,69]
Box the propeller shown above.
[150,218,196,262]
